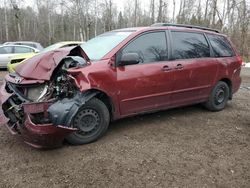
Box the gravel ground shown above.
[0,68,249,188]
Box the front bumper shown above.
[20,115,76,148]
[0,82,77,149]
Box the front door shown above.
[115,31,174,116]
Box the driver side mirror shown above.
[119,53,140,66]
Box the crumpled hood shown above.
[15,46,89,81]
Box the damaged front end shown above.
[0,46,93,148]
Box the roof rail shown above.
[151,23,220,33]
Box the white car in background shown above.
[0,45,40,68]
[3,41,44,51]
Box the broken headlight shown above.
[26,84,48,102]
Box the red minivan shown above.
[0,24,242,148]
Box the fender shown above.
[47,90,99,127]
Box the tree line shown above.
[0,0,249,60]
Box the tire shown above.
[205,81,230,111]
[66,98,110,145]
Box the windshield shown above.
[81,31,133,61]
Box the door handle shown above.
[175,64,184,70]
[162,65,172,72]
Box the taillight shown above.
[236,56,243,66]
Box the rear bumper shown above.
[232,68,242,94]
[0,82,77,149]
[232,76,241,94]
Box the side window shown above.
[14,46,33,53]
[0,46,13,54]
[172,31,210,59]
[120,32,168,64]
[207,34,235,57]
[0,48,5,54]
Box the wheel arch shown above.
[83,89,115,120]
[219,78,232,100]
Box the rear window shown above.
[25,43,36,48]
[207,34,235,57]
[17,43,36,48]
[171,31,210,59]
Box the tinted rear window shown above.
[172,31,210,59]
[26,43,36,48]
[207,34,235,57]
[17,43,36,48]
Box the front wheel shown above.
[204,81,230,111]
[66,98,110,145]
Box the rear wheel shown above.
[205,81,230,111]
[66,98,110,145]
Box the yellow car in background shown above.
[7,53,35,72]
[7,41,85,72]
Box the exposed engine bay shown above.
[0,46,108,148]
[2,54,89,132]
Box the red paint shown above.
[15,46,87,81]
[0,26,242,148]
[20,115,77,149]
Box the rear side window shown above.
[14,46,33,53]
[171,31,210,59]
[207,34,235,57]
[120,32,168,64]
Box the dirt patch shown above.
[0,69,249,187]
